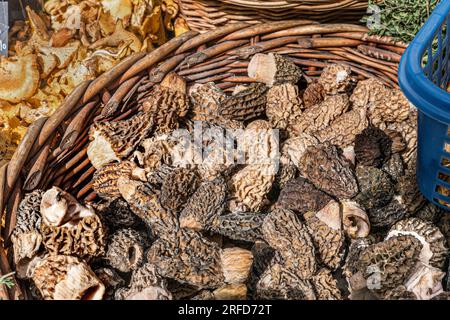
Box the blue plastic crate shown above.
[399,0,450,210]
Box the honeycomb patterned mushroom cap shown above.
[354,127,392,168]
[281,133,319,168]
[41,213,106,260]
[318,63,354,95]
[266,83,303,132]
[132,134,178,173]
[115,263,172,300]
[87,112,154,169]
[387,110,418,168]
[304,200,345,270]
[386,218,448,269]
[354,166,395,211]
[94,198,142,230]
[255,254,316,300]
[160,168,200,212]
[355,235,423,298]
[146,229,253,289]
[261,208,316,279]
[315,106,369,149]
[105,228,148,273]
[142,73,189,134]
[209,212,266,243]
[92,161,136,200]
[179,176,227,231]
[381,153,405,182]
[350,78,389,109]
[298,143,359,199]
[302,80,325,109]
[290,94,349,136]
[367,198,407,229]
[276,177,333,215]
[11,190,44,278]
[32,255,105,300]
[311,268,342,300]
[369,89,412,127]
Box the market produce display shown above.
[0,0,449,300]
[0,1,187,167]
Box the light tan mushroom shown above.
[0,54,40,103]
[91,20,142,53]
[39,41,80,69]
[342,201,371,239]
[405,263,445,300]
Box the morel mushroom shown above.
[386,218,448,269]
[304,201,345,270]
[147,229,253,289]
[94,198,141,230]
[262,208,316,279]
[290,94,349,136]
[160,168,200,212]
[354,166,394,210]
[276,177,333,215]
[209,212,266,243]
[302,80,325,108]
[92,161,136,200]
[350,78,388,109]
[315,107,369,149]
[266,83,303,132]
[370,89,411,127]
[342,200,371,239]
[248,53,303,86]
[353,235,422,298]
[87,111,154,169]
[105,228,147,273]
[115,263,172,300]
[255,254,316,300]
[312,268,342,300]
[94,267,125,300]
[354,127,392,167]
[381,153,405,182]
[11,190,44,279]
[318,64,353,95]
[297,143,359,199]
[32,255,105,300]
[387,111,417,167]
[142,73,189,134]
[179,176,227,231]
[366,198,407,229]
[405,263,445,300]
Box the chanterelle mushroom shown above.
[0,54,40,103]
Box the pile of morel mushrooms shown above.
[11,52,450,300]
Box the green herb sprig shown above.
[0,272,15,289]
[362,0,441,42]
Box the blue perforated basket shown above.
[399,1,450,210]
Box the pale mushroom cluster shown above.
[0,1,187,166]
[10,52,450,300]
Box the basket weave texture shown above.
[0,21,406,299]
[178,0,378,32]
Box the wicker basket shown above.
[0,21,406,299]
[178,0,378,32]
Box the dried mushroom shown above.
[354,127,392,167]
[387,111,417,167]
[262,208,316,279]
[350,78,388,109]
[147,229,252,288]
[266,83,303,132]
[248,53,303,87]
[302,80,325,109]
[95,198,141,230]
[92,161,136,199]
[142,73,188,133]
[255,255,316,300]
[370,89,411,127]
[11,190,44,278]
[179,177,227,231]
[281,133,319,167]
[354,166,394,210]
[276,177,333,215]
[315,107,369,149]
[115,263,172,300]
[342,201,371,239]
[105,228,147,273]
[404,263,445,300]
[94,267,125,300]
[228,164,276,212]
[88,112,154,169]
[386,218,448,269]
[0,54,40,103]
[354,235,422,298]
[209,212,266,242]
[312,268,342,300]
[396,166,425,215]
[304,202,345,270]
[32,255,105,300]
[298,143,359,199]
[382,153,405,182]
[318,64,353,95]
[160,168,200,212]
[367,198,407,229]
[414,202,443,223]
[290,94,349,136]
